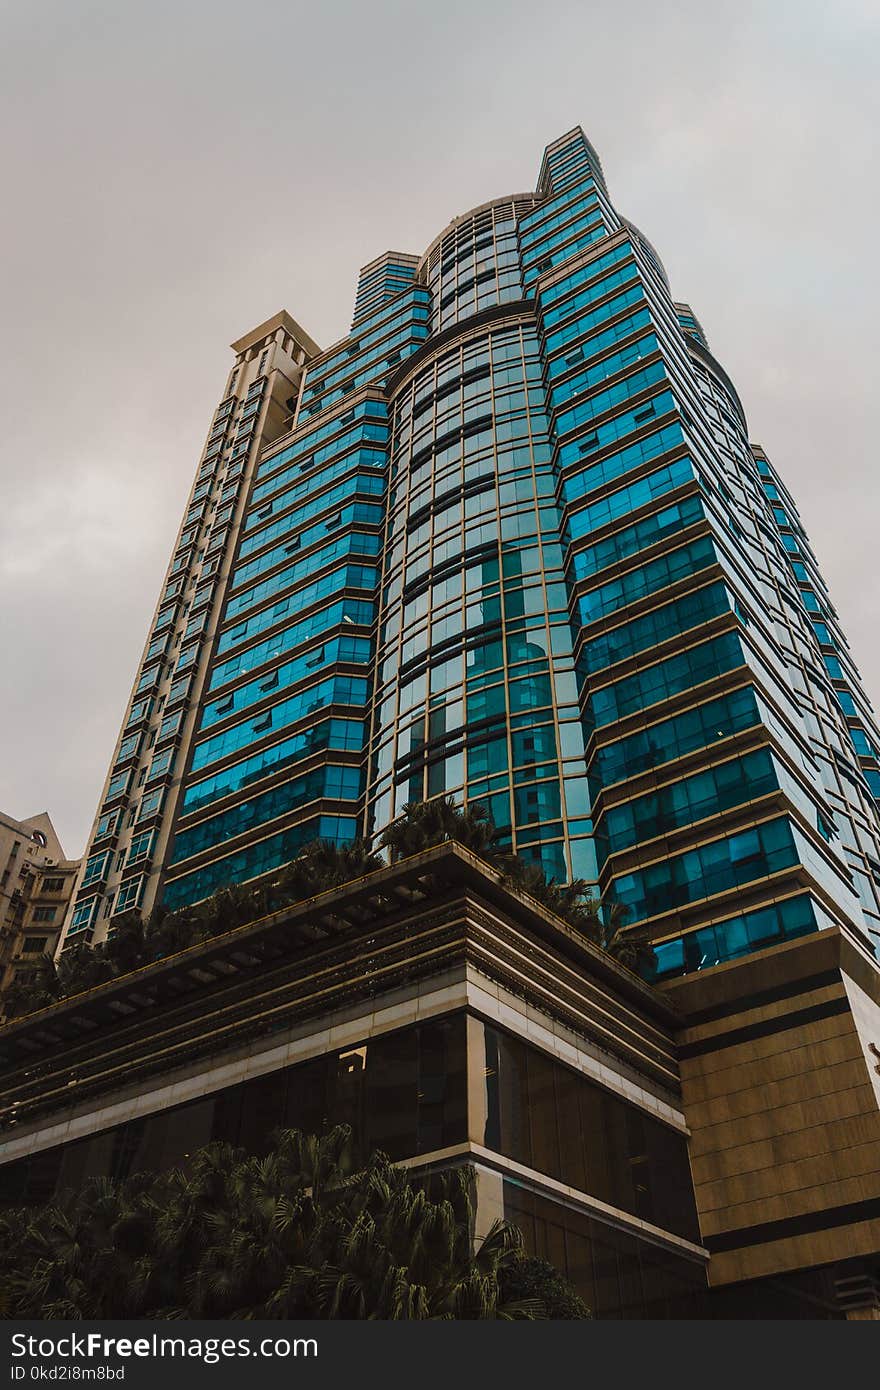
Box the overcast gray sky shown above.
[1,0,877,859]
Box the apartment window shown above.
[31,907,56,923]
[82,851,109,886]
[817,810,838,842]
[22,936,48,953]
[167,675,191,706]
[105,771,130,801]
[127,830,154,865]
[192,582,215,611]
[69,898,99,933]
[158,710,183,742]
[176,643,200,674]
[41,876,64,893]
[116,733,141,763]
[147,747,175,783]
[136,788,165,822]
[126,699,151,728]
[95,810,120,839]
[136,664,161,694]
[113,877,145,915]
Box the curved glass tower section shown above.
[374,307,593,883]
[61,126,880,985]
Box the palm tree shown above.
[266,1149,538,1319]
[578,898,656,973]
[265,838,385,907]
[380,796,502,863]
[0,802,653,1021]
[1,1128,585,1319]
[0,837,388,1018]
[502,858,601,930]
[1,954,61,1020]
[499,1254,591,1319]
[501,860,654,973]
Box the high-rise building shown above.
[60,127,880,989]
[0,811,78,1016]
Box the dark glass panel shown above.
[526,1045,561,1177]
[328,1046,367,1157]
[161,1098,215,1170]
[211,1082,244,1145]
[285,1056,329,1139]
[614,1227,646,1320]
[21,1145,64,1205]
[238,1070,289,1155]
[493,1027,532,1168]
[366,1028,419,1160]
[590,1223,623,1319]
[54,1137,92,1197]
[647,1115,701,1243]
[417,1016,467,1152]
[503,1182,708,1320]
[477,1020,699,1241]
[578,1081,614,1205]
[553,1055,587,1193]
[81,1130,116,1185]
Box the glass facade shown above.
[475,1019,699,1241]
[1,1016,467,1206]
[1,1011,702,1321]
[372,319,591,882]
[64,126,880,978]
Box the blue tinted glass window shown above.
[162,815,358,910]
[582,583,731,673]
[191,675,369,772]
[600,748,778,856]
[578,535,716,625]
[613,817,798,923]
[593,686,760,787]
[650,895,817,980]
[589,632,744,727]
[170,765,362,865]
[567,457,695,538]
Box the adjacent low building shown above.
[0,811,79,1021]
